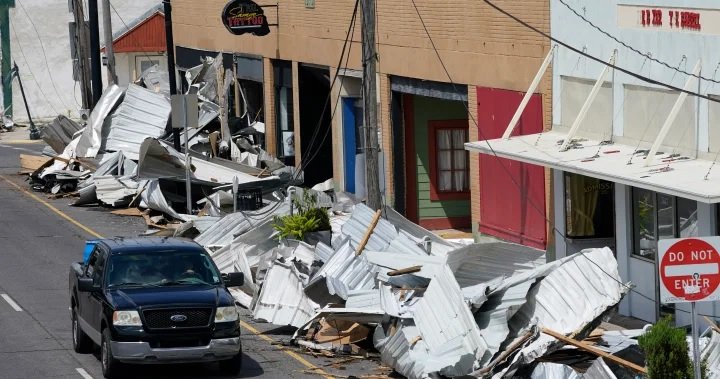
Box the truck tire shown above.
[219,352,242,375]
[71,307,93,354]
[101,328,122,379]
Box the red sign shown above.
[658,237,720,303]
[640,8,702,31]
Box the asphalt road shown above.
[0,137,387,379]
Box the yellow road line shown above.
[240,321,334,378]
[0,175,102,238]
[0,173,334,378]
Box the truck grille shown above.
[142,308,212,329]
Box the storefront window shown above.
[428,120,469,201]
[564,174,614,238]
[632,189,697,260]
[274,61,294,161]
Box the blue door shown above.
[342,97,362,193]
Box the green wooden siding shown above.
[412,95,470,220]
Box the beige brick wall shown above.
[468,86,481,233]
[172,0,549,91]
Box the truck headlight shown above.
[215,306,239,323]
[113,310,142,326]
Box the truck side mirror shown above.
[223,272,244,287]
[78,277,99,292]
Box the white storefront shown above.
[467,0,720,325]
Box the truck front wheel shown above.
[71,307,93,354]
[219,352,242,375]
[101,328,122,378]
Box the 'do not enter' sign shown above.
[658,237,720,303]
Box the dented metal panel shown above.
[105,84,171,160]
[253,260,317,328]
[195,212,251,248]
[341,204,398,252]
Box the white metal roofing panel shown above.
[105,84,171,160]
[384,206,458,256]
[195,212,251,248]
[702,330,720,379]
[94,175,139,207]
[466,131,720,203]
[252,260,317,328]
[446,242,546,288]
[341,204,398,252]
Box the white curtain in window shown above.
[438,130,452,191]
[452,130,467,191]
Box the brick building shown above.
[170,0,552,248]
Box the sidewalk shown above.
[0,125,41,144]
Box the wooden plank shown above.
[387,266,422,277]
[355,209,382,256]
[111,208,145,217]
[542,328,647,374]
[704,316,720,334]
[19,154,51,171]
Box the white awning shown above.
[466,131,720,203]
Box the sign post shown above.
[658,236,720,379]
[171,94,199,215]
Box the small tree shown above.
[638,316,704,379]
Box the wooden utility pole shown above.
[71,0,92,110]
[101,0,116,85]
[361,0,382,210]
[0,0,15,118]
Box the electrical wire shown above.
[107,0,166,67]
[7,18,62,115]
[14,0,75,112]
[483,0,720,105]
[558,0,720,84]
[413,0,720,320]
[292,0,360,179]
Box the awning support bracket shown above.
[644,60,701,167]
[502,45,556,140]
[559,50,617,151]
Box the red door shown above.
[477,87,546,249]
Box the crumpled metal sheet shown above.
[137,64,170,95]
[252,260,318,328]
[305,239,379,303]
[105,84,171,160]
[530,358,617,379]
[94,175,139,207]
[139,179,190,221]
[341,204,398,252]
[384,206,458,256]
[40,115,82,154]
[195,212,252,249]
[494,248,626,377]
[76,84,124,158]
[702,330,720,379]
[446,242,546,288]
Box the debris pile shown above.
[198,195,638,378]
[19,55,295,226]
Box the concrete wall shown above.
[3,0,160,121]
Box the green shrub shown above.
[638,316,705,379]
[273,190,331,240]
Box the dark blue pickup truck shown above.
[68,237,244,378]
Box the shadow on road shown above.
[89,351,264,378]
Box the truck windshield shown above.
[106,250,222,288]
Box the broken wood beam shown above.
[387,266,423,276]
[355,209,382,256]
[704,316,720,334]
[542,327,647,374]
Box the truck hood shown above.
[107,286,235,309]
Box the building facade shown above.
[468,0,720,324]
[171,0,552,245]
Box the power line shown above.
[7,18,62,115]
[483,0,720,105]
[293,0,360,180]
[558,0,720,85]
[107,0,164,67]
[14,0,75,112]
[412,0,720,321]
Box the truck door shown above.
[87,247,107,332]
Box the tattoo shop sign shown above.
[222,0,270,36]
